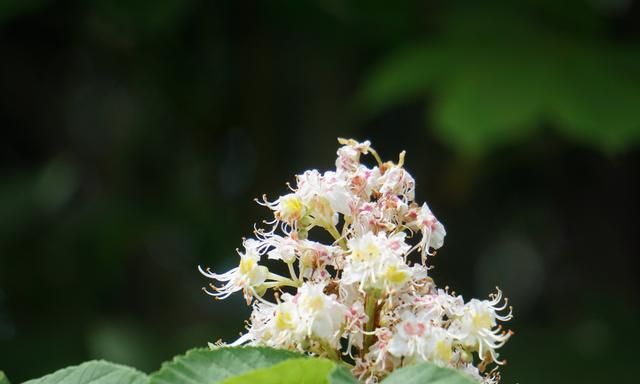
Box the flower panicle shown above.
[199,138,514,383]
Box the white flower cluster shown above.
[200,139,513,383]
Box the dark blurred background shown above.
[1,0,638,382]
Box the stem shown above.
[327,225,341,241]
[287,262,299,282]
[327,225,348,250]
[266,273,301,287]
[363,290,379,354]
[341,216,352,237]
[261,281,300,289]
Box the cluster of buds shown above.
[200,139,513,383]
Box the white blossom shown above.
[449,289,513,364]
[294,282,348,347]
[199,239,268,301]
[200,138,513,383]
[388,311,431,359]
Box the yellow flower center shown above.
[384,265,408,285]
[472,312,493,330]
[303,295,325,311]
[280,196,305,220]
[275,310,295,330]
[239,257,256,275]
[434,340,452,362]
[353,243,380,262]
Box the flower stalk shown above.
[363,290,380,354]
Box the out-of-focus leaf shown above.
[0,0,49,24]
[359,2,640,155]
[358,44,445,112]
[89,0,193,37]
[23,361,146,384]
[381,362,477,384]
[33,159,77,212]
[148,347,303,384]
[0,159,75,238]
[221,358,358,384]
[0,371,10,384]
[550,46,640,153]
[433,48,547,155]
[87,321,165,374]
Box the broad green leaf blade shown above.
[0,371,10,384]
[381,363,477,384]
[221,358,358,384]
[23,361,146,384]
[329,364,359,384]
[149,347,304,384]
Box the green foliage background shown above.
[0,0,638,382]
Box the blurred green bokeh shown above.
[0,0,638,382]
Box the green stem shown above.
[266,273,301,287]
[261,281,300,289]
[363,291,379,354]
[327,225,348,250]
[287,262,299,282]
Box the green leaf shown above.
[148,347,304,384]
[221,358,358,384]
[549,46,640,153]
[0,371,10,384]
[381,363,477,384]
[358,2,640,155]
[358,44,445,112]
[329,364,359,384]
[432,47,547,156]
[0,0,49,24]
[23,361,146,384]
[89,0,194,38]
